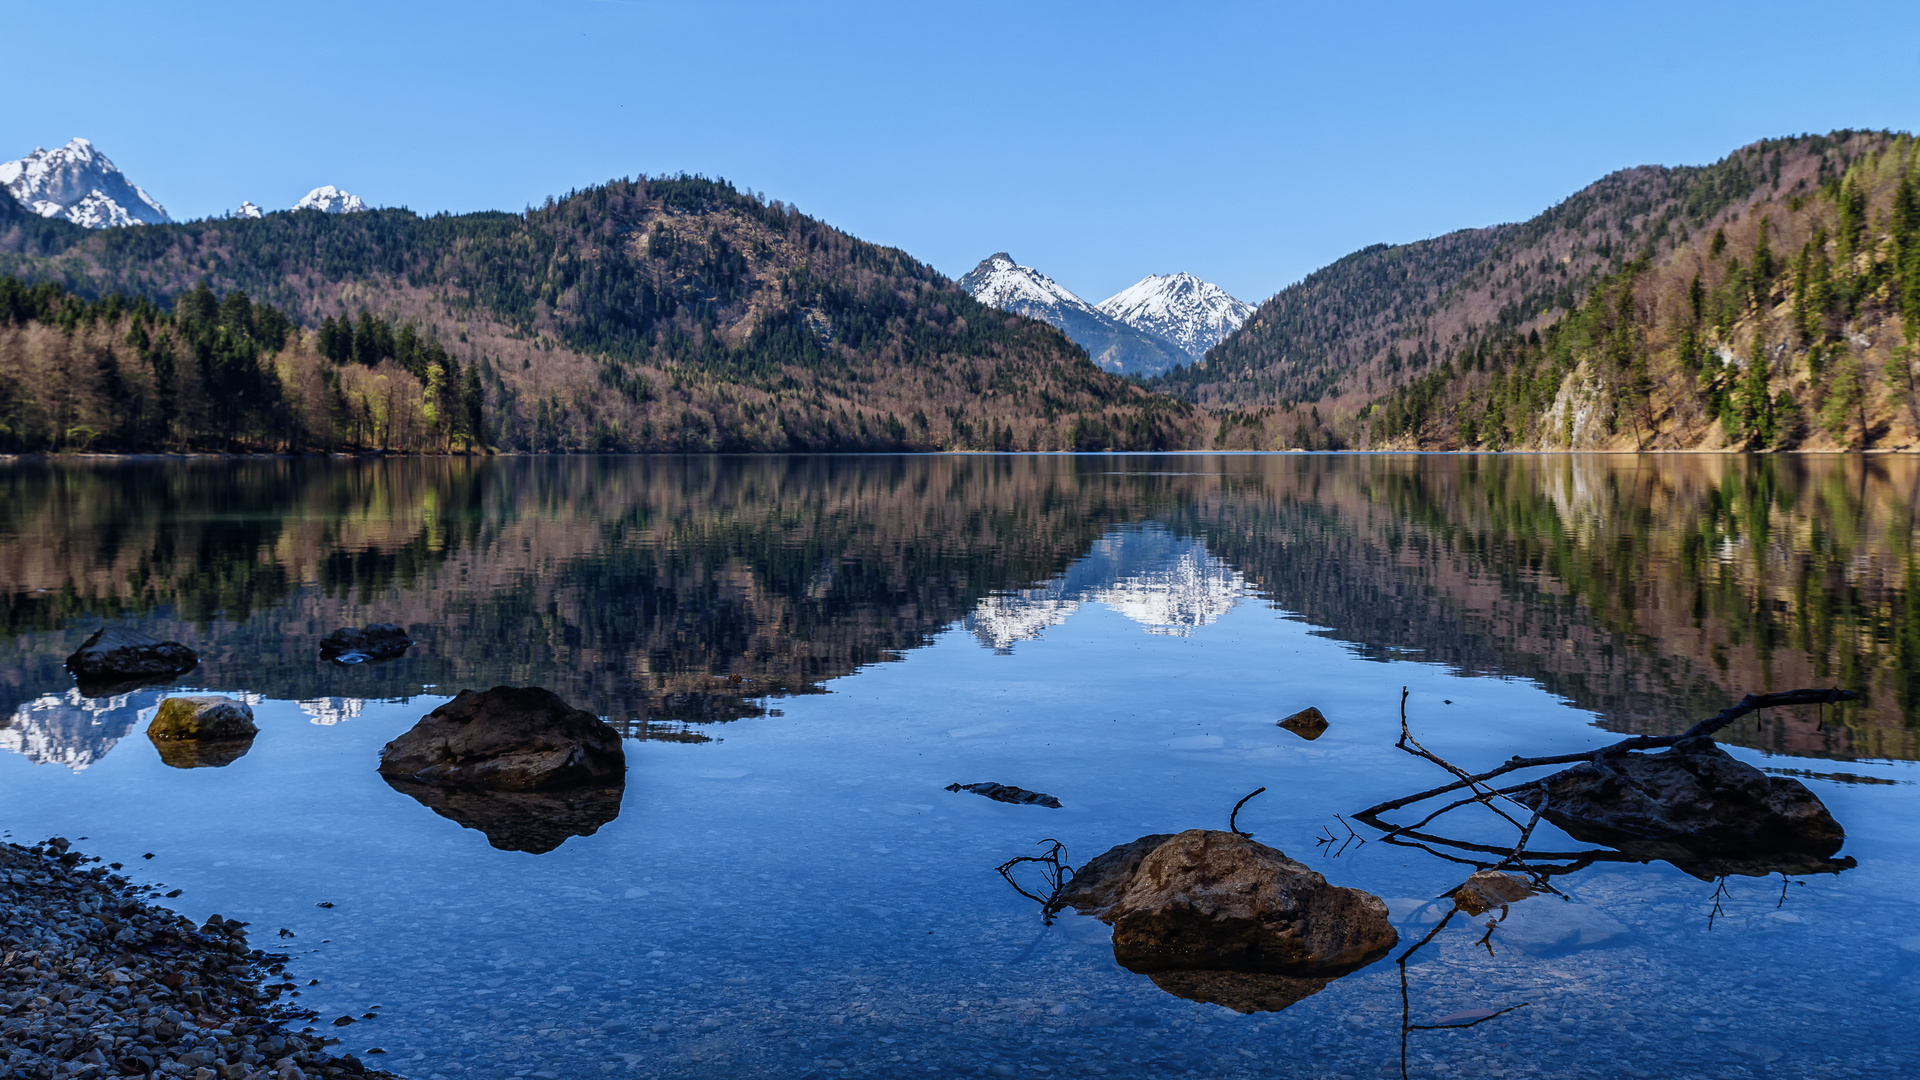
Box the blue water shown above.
[3,456,1918,1080]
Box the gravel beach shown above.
[0,838,402,1080]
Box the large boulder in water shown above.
[1060,829,1397,978]
[146,696,257,769]
[1521,738,1844,858]
[320,623,413,664]
[66,628,197,696]
[378,686,625,790]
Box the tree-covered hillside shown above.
[1368,131,1920,450]
[0,178,1196,452]
[1156,131,1901,449]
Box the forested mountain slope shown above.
[0,178,1195,453]
[1157,131,1903,450]
[1369,131,1920,450]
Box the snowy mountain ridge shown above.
[294,185,367,214]
[958,253,1187,376]
[0,138,170,229]
[1097,272,1255,361]
[959,253,1103,320]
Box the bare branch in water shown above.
[1228,787,1267,837]
[1358,687,1860,821]
[996,839,1076,925]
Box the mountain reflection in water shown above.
[3,454,1917,770]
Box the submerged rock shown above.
[1522,738,1845,858]
[1447,870,1536,916]
[383,778,623,854]
[1062,829,1398,977]
[320,622,413,664]
[65,627,197,696]
[945,781,1062,808]
[378,685,625,790]
[1491,900,1630,956]
[147,696,258,769]
[1277,706,1329,741]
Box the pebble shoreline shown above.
[0,838,402,1080]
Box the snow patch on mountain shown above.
[959,253,1188,376]
[233,201,264,219]
[1096,272,1254,361]
[959,253,1102,320]
[0,138,170,228]
[294,186,367,214]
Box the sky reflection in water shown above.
[2,455,1918,1080]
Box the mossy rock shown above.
[149,697,258,742]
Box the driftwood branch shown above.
[1358,688,1859,821]
[1228,787,1267,837]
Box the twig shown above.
[1358,688,1859,820]
[1313,814,1365,857]
[1388,687,1526,829]
[1409,1004,1529,1031]
[1493,784,1549,870]
[1229,787,1267,837]
[996,839,1075,925]
[1706,876,1732,930]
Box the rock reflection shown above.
[382,779,623,854]
[150,737,255,769]
[1146,970,1331,1014]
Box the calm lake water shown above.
[3,454,1918,1080]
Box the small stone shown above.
[944,782,1061,808]
[1277,707,1329,740]
[319,623,413,665]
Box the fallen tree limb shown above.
[1357,688,1860,821]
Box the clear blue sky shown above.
[5,0,1916,304]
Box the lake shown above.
[3,453,1917,1080]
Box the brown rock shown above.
[1447,870,1536,916]
[1522,738,1844,857]
[148,697,258,742]
[1055,834,1178,920]
[1086,830,1398,977]
[1277,707,1328,741]
[377,686,624,791]
[1147,970,1331,1014]
[66,628,197,696]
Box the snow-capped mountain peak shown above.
[958,253,1101,318]
[1096,272,1254,360]
[233,200,264,219]
[958,253,1189,377]
[294,185,368,214]
[0,137,170,228]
